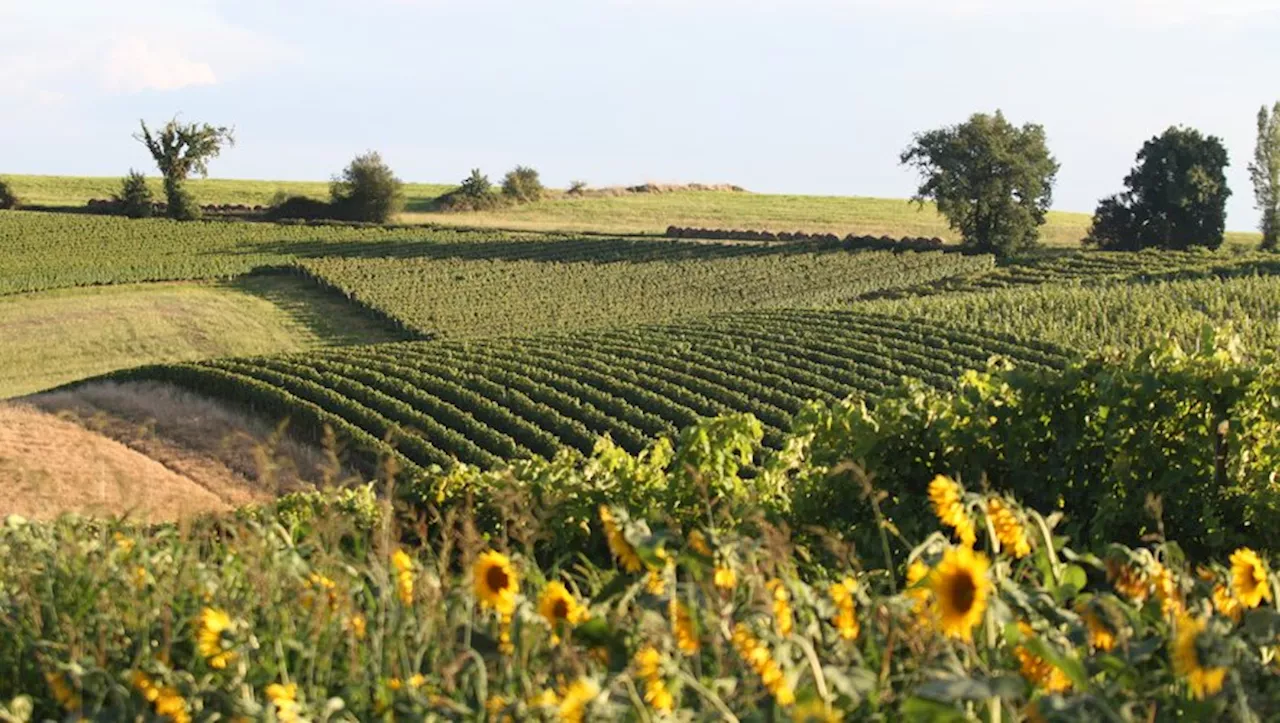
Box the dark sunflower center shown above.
[949,572,976,612]
[552,599,569,619]
[486,565,510,592]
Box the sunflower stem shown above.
[674,669,740,722]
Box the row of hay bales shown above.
[84,199,266,214]
[666,226,949,251]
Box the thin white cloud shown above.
[0,0,296,101]
[608,0,1280,25]
[101,37,218,94]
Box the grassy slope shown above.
[13,173,1257,247]
[0,275,409,398]
[1,174,451,210]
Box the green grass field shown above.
[13,173,1263,247]
[0,276,408,398]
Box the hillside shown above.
[2,173,1100,245]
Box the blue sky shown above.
[3,0,1279,229]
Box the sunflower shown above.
[266,683,301,723]
[1230,547,1271,609]
[986,497,1031,558]
[1151,563,1184,619]
[196,607,236,669]
[634,646,675,713]
[557,678,601,723]
[731,623,795,707]
[134,673,189,723]
[44,671,80,712]
[1077,603,1117,652]
[671,599,700,655]
[714,566,737,592]
[929,546,990,641]
[344,613,367,640]
[687,529,713,557]
[905,560,933,621]
[792,699,843,722]
[829,577,860,641]
[600,505,644,573]
[153,687,190,723]
[928,475,977,546]
[766,579,795,637]
[645,569,667,596]
[1013,623,1071,693]
[392,549,415,605]
[1172,614,1227,699]
[538,581,588,634]
[1106,559,1150,603]
[1212,584,1244,623]
[473,550,519,615]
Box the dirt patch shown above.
[0,403,237,521]
[29,381,351,502]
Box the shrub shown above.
[501,165,544,203]
[793,330,1280,559]
[436,169,503,212]
[266,195,337,221]
[0,180,19,210]
[113,170,155,218]
[330,151,405,223]
[567,179,588,196]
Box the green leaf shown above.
[1024,636,1089,691]
[901,697,969,723]
[914,677,993,702]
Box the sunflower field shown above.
[4,470,1280,721]
[3,335,1279,721]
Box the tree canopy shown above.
[135,118,235,221]
[1250,103,1280,251]
[1085,126,1230,251]
[900,111,1059,257]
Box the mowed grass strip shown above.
[0,275,410,398]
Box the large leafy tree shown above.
[900,111,1059,257]
[135,118,235,221]
[1250,102,1280,251]
[1085,127,1230,251]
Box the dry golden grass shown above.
[30,381,350,497]
[0,403,239,521]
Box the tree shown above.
[114,170,155,218]
[0,179,18,210]
[1085,127,1230,251]
[437,169,502,211]
[501,165,544,203]
[900,111,1059,257]
[1250,103,1280,251]
[135,118,234,221]
[330,151,404,223]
